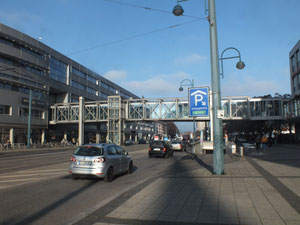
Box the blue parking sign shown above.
[189,87,209,117]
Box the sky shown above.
[1,0,300,132]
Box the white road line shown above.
[0,172,67,179]
[0,151,71,161]
[0,178,40,183]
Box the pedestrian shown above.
[261,134,268,151]
[255,134,261,150]
[71,137,76,146]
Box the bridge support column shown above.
[9,128,14,145]
[78,96,84,146]
[96,132,100,144]
[41,129,45,144]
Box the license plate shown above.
[154,148,161,151]
[78,161,92,165]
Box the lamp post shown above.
[173,0,224,174]
[179,79,196,141]
[219,47,245,78]
[27,89,32,149]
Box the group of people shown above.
[255,133,274,151]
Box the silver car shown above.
[171,141,183,151]
[69,143,133,182]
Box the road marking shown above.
[0,163,68,190]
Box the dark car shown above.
[138,139,147,144]
[124,139,133,146]
[148,141,173,158]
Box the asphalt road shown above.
[0,144,186,225]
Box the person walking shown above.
[255,134,261,150]
[261,134,268,151]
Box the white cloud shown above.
[175,53,207,65]
[103,69,127,82]
[123,72,191,98]
[222,75,282,97]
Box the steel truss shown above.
[50,96,287,125]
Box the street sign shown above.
[189,87,209,117]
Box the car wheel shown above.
[104,167,114,182]
[164,153,169,159]
[127,161,133,174]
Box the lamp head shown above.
[236,61,245,70]
[173,4,184,16]
[179,87,184,92]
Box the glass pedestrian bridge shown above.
[50,95,290,124]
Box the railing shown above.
[49,96,289,124]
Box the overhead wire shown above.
[102,0,202,19]
[67,18,205,56]
[67,0,207,55]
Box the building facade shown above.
[289,40,300,141]
[0,23,153,146]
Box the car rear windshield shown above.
[150,141,165,148]
[171,141,179,144]
[74,146,104,156]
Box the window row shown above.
[72,67,97,84]
[0,56,45,77]
[0,81,46,98]
[292,74,300,94]
[0,104,45,119]
[291,50,300,73]
[0,36,45,60]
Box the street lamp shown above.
[219,47,245,78]
[179,79,196,142]
[172,0,189,16]
[173,0,224,174]
[27,89,32,149]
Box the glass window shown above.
[87,75,97,84]
[25,65,45,76]
[293,77,297,93]
[74,146,104,156]
[87,87,96,95]
[22,108,44,119]
[71,80,85,91]
[0,105,11,115]
[100,82,109,89]
[107,146,116,155]
[72,67,86,79]
[109,86,116,93]
[292,55,297,73]
[115,145,125,155]
[49,57,68,84]
[100,93,108,99]
[297,50,300,69]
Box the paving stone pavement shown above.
[77,144,300,225]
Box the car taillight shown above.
[163,148,166,152]
[149,147,151,151]
[70,156,76,162]
[179,144,182,148]
[94,157,105,163]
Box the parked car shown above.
[171,140,184,151]
[124,139,133,146]
[138,139,147,144]
[148,141,173,158]
[69,143,133,182]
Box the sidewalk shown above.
[75,144,300,225]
